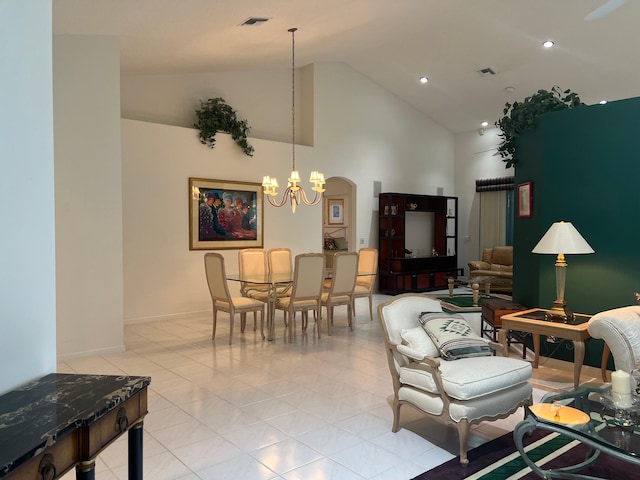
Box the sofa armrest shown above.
[468,260,490,272]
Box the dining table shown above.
[226,272,294,341]
[226,269,374,341]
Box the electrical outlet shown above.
[360,238,365,245]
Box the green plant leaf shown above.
[495,86,585,168]
[193,97,254,156]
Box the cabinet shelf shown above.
[378,192,459,294]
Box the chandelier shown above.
[262,27,325,213]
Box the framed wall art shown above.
[189,177,263,250]
[327,198,345,225]
[518,182,532,218]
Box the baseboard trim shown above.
[124,309,211,324]
[57,344,126,362]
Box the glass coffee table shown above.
[514,385,640,478]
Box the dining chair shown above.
[238,248,269,301]
[321,251,358,335]
[275,253,325,342]
[351,248,378,321]
[268,247,293,297]
[204,253,265,344]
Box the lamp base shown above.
[545,304,574,323]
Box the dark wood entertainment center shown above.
[378,192,461,294]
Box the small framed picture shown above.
[518,182,532,218]
[327,198,344,225]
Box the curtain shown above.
[480,191,507,250]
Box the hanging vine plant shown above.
[194,98,254,157]
[496,86,584,168]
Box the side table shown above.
[499,308,591,389]
[481,299,527,358]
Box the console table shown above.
[0,373,150,479]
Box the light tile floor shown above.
[57,289,603,479]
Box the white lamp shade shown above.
[531,221,594,255]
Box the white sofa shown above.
[377,293,532,465]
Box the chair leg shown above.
[253,311,257,331]
[348,303,354,331]
[316,309,321,339]
[240,313,246,333]
[327,304,333,336]
[456,419,470,466]
[260,308,265,340]
[368,294,373,321]
[229,313,234,345]
[288,309,294,343]
[391,396,401,432]
[212,307,218,339]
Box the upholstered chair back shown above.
[588,306,640,373]
[204,253,232,304]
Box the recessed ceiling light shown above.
[543,40,555,48]
[599,100,608,105]
[419,76,429,84]
[481,121,489,127]
[504,86,516,94]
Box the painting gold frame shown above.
[189,177,263,250]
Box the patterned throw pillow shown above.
[323,238,337,250]
[418,312,492,360]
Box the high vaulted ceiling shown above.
[53,0,640,133]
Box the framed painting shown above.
[518,182,532,218]
[327,198,345,225]
[189,177,263,250]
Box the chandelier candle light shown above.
[262,27,325,213]
[531,221,594,321]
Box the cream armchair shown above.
[378,293,532,465]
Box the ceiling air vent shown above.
[476,67,496,77]
[240,17,270,26]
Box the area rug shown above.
[412,426,631,480]
[433,294,511,314]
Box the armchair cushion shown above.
[400,327,439,358]
[399,356,531,401]
[419,312,492,360]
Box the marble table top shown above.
[0,373,150,477]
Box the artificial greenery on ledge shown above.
[194,98,254,157]
[496,86,585,168]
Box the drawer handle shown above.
[116,407,129,432]
[39,454,56,480]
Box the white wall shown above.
[121,62,456,322]
[122,120,321,321]
[313,63,455,252]
[121,70,297,145]
[454,126,513,273]
[0,0,56,393]
[54,35,124,357]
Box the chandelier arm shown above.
[265,188,293,208]
[299,188,322,206]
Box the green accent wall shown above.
[512,96,640,369]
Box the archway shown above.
[322,176,357,254]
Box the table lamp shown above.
[531,221,594,321]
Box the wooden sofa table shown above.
[0,373,150,479]
[498,308,591,389]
